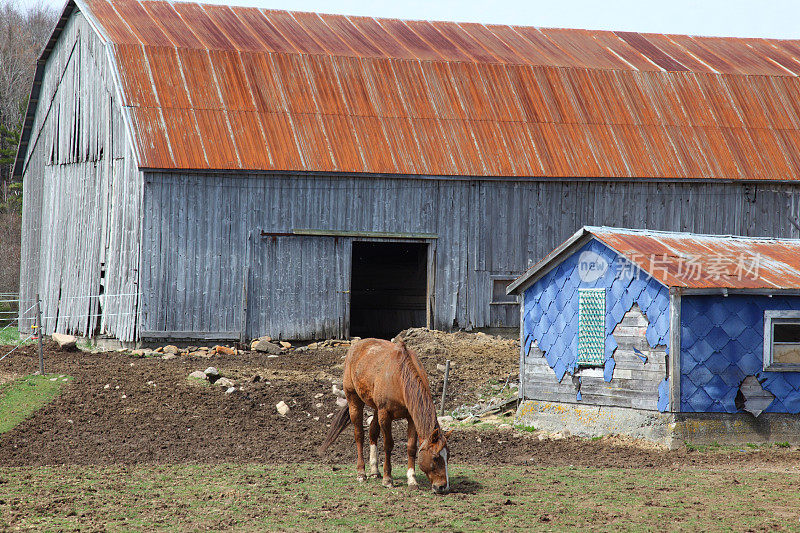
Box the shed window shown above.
[578,288,605,366]
[491,277,517,305]
[764,311,800,371]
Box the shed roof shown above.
[18,0,800,180]
[508,227,800,293]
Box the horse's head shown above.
[418,427,452,494]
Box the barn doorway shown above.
[350,241,428,339]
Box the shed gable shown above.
[522,239,671,382]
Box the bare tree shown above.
[0,1,56,293]
[0,1,57,193]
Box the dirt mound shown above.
[398,328,519,410]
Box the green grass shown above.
[0,462,798,531]
[77,338,96,352]
[0,326,34,346]
[0,374,72,434]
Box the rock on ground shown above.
[188,371,207,380]
[251,339,282,354]
[51,333,78,351]
[276,401,290,416]
[214,345,237,356]
[204,367,220,379]
[162,345,180,355]
[215,377,235,388]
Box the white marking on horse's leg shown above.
[441,448,450,491]
[407,467,417,486]
[369,444,378,476]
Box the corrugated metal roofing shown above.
[590,227,800,289]
[79,0,800,179]
[510,226,800,292]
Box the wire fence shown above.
[0,295,39,367]
[0,292,20,326]
[0,292,141,373]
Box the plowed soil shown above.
[1,331,799,473]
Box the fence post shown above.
[35,294,44,375]
[439,359,451,416]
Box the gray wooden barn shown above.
[14,0,800,343]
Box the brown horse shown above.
[319,337,452,494]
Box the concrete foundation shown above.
[672,413,800,445]
[516,399,800,449]
[515,400,677,447]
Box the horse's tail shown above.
[395,336,408,353]
[318,404,351,455]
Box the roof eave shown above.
[13,0,77,179]
[506,226,593,295]
[673,287,800,296]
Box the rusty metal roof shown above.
[73,0,800,178]
[508,227,800,293]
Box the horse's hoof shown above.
[357,475,366,483]
[368,472,381,479]
[408,482,419,490]
[382,478,393,488]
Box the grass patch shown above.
[186,376,210,387]
[0,374,72,434]
[0,462,798,531]
[514,423,537,432]
[77,338,96,352]
[0,326,33,346]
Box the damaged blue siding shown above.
[522,239,670,408]
[680,295,800,413]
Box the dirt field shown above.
[2,330,800,530]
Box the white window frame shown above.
[763,310,800,371]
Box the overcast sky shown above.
[18,0,800,40]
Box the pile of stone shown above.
[129,344,239,359]
[295,337,359,353]
[187,366,238,394]
[249,336,286,355]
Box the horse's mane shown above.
[395,338,438,438]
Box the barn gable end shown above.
[18,2,142,342]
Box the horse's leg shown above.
[348,396,366,482]
[368,412,380,479]
[378,409,394,488]
[406,418,418,489]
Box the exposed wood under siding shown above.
[522,305,668,410]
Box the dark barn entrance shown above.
[350,241,428,339]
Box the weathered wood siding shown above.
[522,305,668,410]
[139,172,800,340]
[19,11,141,341]
[17,7,800,343]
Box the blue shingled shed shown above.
[508,227,800,446]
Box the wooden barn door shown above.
[247,235,350,340]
